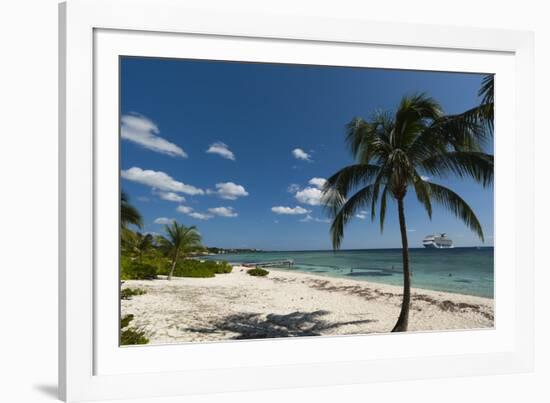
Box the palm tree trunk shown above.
[392,197,411,332]
[168,250,179,281]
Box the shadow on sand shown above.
[186,310,377,339]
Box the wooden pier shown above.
[244,259,295,269]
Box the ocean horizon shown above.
[204,247,494,298]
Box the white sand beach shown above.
[121,266,494,344]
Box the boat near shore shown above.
[422,233,454,249]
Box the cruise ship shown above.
[422,233,454,249]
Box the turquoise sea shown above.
[204,247,494,298]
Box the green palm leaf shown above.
[426,182,484,241]
[329,184,376,249]
[420,152,493,186]
[121,191,142,228]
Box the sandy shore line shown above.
[121,266,494,344]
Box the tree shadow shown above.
[186,310,377,339]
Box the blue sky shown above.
[120,57,493,250]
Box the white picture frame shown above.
[59,0,534,401]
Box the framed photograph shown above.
[59,0,534,401]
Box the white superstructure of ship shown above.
[422,233,454,249]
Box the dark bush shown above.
[247,268,269,277]
[173,265,215,278]
[210,261,233,274]
[121,261,157,280]
[120,314,149,345]
[121,287,146,300]
[120,328,149,345]
[157,259,232,278]
[120,314,134,328]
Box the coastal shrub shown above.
[157,259,232,278]
[120,328,149,345]
[120,314,149,345]
[210,261,232,274]
[120,314,134,328]
[121,287,146,300]
[121,261,157,280]
[247,268,269,277]
[172,265,215,278]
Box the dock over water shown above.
[245,259,295,269]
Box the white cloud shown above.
[207,182,249,200]
[154,190,186,203]
[356,210,368,220]
[121,113,187,158]
[292,148,312,161]
[308,177,326,188]
[206,142,235,160]
[299,215,331,224]
[121,167,204,195]
[420,175,431,182]
[287,183,300,193]
[271,206,311,215]
[208,206,238,217]
[154,217,175,225]
[176,205,194,214]
[188,212,213,220]
[295,186,323,206]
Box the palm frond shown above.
[412,172,432,219]
[345,115,392,164]
[394,93,443,150]
[427,182,484,241]
[121,191,143,228]
[322,164,381,215]
[420,152,493,187]
[330,184,376,249]
[479,74,494,106]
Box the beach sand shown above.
[121,266,494,344]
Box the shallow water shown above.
[204,247,494,298]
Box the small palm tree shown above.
[158,221,202,280]
[124,232,154,260]
[322,93,493,332]
[121,191,142,228]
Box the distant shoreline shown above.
[203,246,494,254]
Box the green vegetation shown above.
[120,314,149,345]
[157,259,233,278]
[120,314,134,328]
[121,191,143,229]
[247,268,269,277]
[120,261,157,280]
[322,81,493,332]
[120,287,146,300]
[119,194,227,280]
[157,221,203,280]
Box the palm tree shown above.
[124,232,154,260]
[121,191,142,228]
[158,221,202,280]
[322,93,493,332]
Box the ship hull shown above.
[423,242,454,249]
